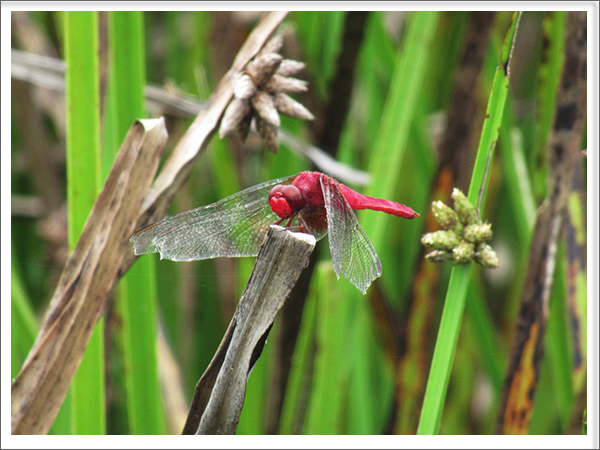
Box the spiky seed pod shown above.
[276,59,306,77]
[220,98,251,138]
[431,200,460,230]
[263,74,309,94]
[251,90,280,127]
[425,250,454,263]
[475,243,499,268]
[236,112,253,143]
[219,36,314,152]
[463,223,493,244]
[421,230,460,251]
[258,34,284,57]
[453,241,475,264]
[273,93,315,121]
[233,74,257,100]
[255,115,279,153]
[452,188,479,225]
[246,53,283,87]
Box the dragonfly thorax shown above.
[269,184,305,219]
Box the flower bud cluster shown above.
[421,188,499,268]
[219,35,315,153]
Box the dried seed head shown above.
[273,93,315,121]
[276,59,306,77]
[258,34,284,57]
[233,74,257,100]
[452,188,479,225]
[452,241,475,264]
[236,112,253,142]
[431,200,459,229]
[220,33,313,152]
[255,115,279,153]
[263,74,309,94]
[421,230,460,251]
[463,223,493,243]
[246,53,283,87]
[251,90,280,127]
[220,97,251,138]
[475,243,499,268]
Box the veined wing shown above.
[320,175,382,294]
[130,175,297,261]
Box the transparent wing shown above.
[130,175,297,261]
[320,175,382,294]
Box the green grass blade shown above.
[498,101,536,245]
[278,275,319,434]
[466,281,505,393]
[534,11,567,199]
[107,11,165,434]
[545,250,574,430]
[65,10,105,435]
[293,11,346,100]
[417,12,522,435]
[360,11,440,246]
[10,245,39,380]
[303,265,354,434]
[417,264,473,434]
[337,14,440,434]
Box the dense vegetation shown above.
[11,11,587,436]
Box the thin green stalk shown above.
[417,12,522,435]
[65,10,105,435]
[108,11,165,434]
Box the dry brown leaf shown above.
[11,119,168,435]
[183,226,316,435]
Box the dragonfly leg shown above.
[274,213,302,230]
[285,216,296,228]
[290,216,309,234]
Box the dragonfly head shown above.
[269,184,304,219]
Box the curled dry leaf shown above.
[185,226,316,435]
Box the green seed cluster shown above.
[421,188,499,268]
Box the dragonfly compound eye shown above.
[268,185,284,201]
[281,185,304,211]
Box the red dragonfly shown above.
[130,171,418,293]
